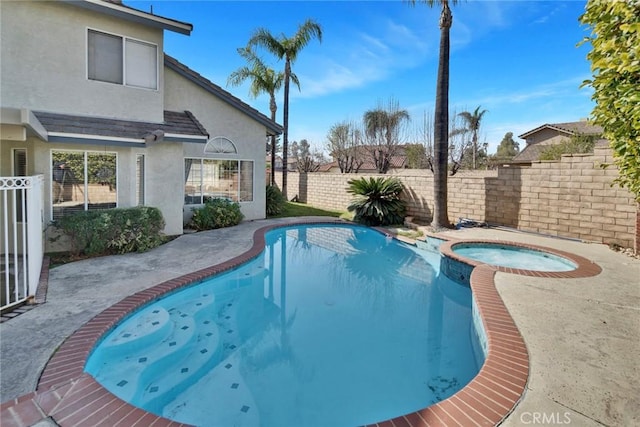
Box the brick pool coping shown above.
[0,221,602,427]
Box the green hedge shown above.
[189,198,244,231]
[266,185,285,216]
[55,206,166,256]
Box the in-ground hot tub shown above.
[437,240,584,285]
[450,242,577,271]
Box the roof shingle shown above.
[34,110,209,142]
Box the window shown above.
[88,29,157,90]
[52,150,117,220]
[13,149,27,222]
[184,159,254,204]
[136,154,145,206]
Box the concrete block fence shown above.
[275,146,638,252]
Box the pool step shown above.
[86,292,217,404]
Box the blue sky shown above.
[131,0,595,154]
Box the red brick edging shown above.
[1,221,602,427]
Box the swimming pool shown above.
[85,224,484,427]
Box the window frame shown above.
[50,149,119,220]
[86,27,159,91]
[183,158,254,205]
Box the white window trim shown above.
[50,149,119,220]
[86,27,159,91]
[184,157,255,205]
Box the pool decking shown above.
[1,218,638,426]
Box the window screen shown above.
[88,30,123,84]
[125,39,157,90]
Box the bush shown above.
[347,177,407,226]
[266,185,285,216]
[189,198,243,231]
[55,206,166,256]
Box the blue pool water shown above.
[85,225,484,427]
[452,242,576,271]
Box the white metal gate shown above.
[1,175,44,312]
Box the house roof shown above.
[64,0,193,35]
[164,55,283,136]
[510,144,546,164]
[33,110,209,147]
[518,121,603,139]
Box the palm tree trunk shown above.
[432,0,452,229]
[270,95,277,186]
[282,59,291,200]
[472,132,477,170]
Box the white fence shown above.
[1,175,44,312]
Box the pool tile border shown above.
[1,221,602,427]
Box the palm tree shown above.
[227,47,285,186]
[363,101,410,174]
[408,0,459,229]
[458,106,488,169]
[247,19,322,199]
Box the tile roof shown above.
[33,110,209,143]
[164,55,283,136]
[518,121,603,139]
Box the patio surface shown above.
[1,217,639,426]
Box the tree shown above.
[539,133,597,161]
[580,0,640,202]
[363,97,411,174]
[458,106,488,169]
[408,0,459,228]
[289,139,323,172]
[405,144,429,169]
[326,121,364,173]
[448,109,469,175]
[496,132,519,158]
[227,47,284,186]
[247,19,323,199]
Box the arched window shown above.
[204,137,237,154]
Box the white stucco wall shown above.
[0,1,165,123]
[163,67,267,221]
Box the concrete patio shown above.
[1,218,638,426]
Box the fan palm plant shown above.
[246,19,322,199]
[227,47,284,186]
[347,177,407,226]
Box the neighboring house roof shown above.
[518,121,603,139]
[65,0,193,35]
[33,110,209,147]
[511,144,546,164]
[513,121,605,164]
[317,161,337,172]
[165,55,283,136]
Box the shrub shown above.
[266,185,286,216]
[189,198,243,231]
[55,206,166,256]
[347,177,407,226]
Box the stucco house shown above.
[513,120,603,164]
[0,0,282,248]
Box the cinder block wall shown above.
[275,146,638,249]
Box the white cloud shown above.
[290,17,434,100]
[457,75,590,109]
